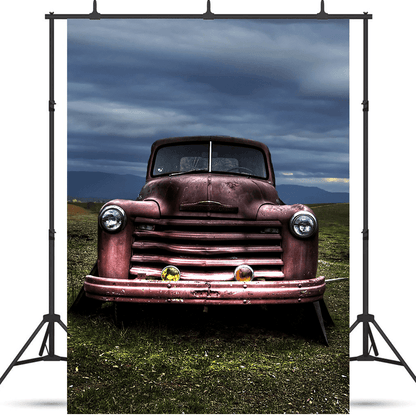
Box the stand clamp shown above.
[90,0,101,20]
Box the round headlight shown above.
[289,211,317,239]
[99,205,126,233]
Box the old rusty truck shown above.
[77,136,332,341]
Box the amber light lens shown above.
[234,265,254,282]
[161,265,181,281]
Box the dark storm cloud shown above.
[68,19,349,190]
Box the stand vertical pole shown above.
[49,15,56,357]
[362,16,369,357]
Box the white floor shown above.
[0,364,67,416]
[351,363,416,415]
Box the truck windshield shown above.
[152,142,267,179]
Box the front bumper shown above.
[84,275,326,305]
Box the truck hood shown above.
[138,174,278,220]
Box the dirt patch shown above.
[68,204,89,215]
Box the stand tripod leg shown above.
[39,323,51,356]
[350,316,416,383]
[349,318,360,333]
[367,324,378,356]
[0,318,47,385]
[371,319,416,383]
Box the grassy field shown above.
[67,202,349,414]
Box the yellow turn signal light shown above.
[234,265,254,282]
[161,265,181,281]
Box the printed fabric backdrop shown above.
[67,18,350,414]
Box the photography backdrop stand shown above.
[1,0,414,387]
[348,18,416,383]
[0,17,67,386]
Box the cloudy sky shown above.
[68,18,349,192]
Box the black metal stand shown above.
[349,18,416,383]
[0,17,67,386]
[2,0,414,388]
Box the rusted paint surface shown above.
[84,275,325,305]
[139,174,277,220]
[131,254,283,267]
[131,240,283,255]
[97,199,160,279]
[257,203,319,280]
[133,229,282,241]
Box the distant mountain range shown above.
[68,171,142,202]
[68,171,348,205]
[275,184,349,205]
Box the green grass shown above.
[312,203,349,281]
[67,204,99,309]
[67,202,349,414]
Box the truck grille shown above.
[130,217,284,281]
